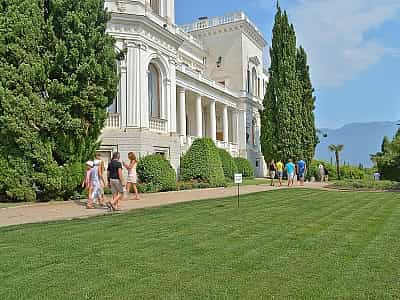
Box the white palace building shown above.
[100,0,269,177]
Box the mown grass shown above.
[1,189,399,299]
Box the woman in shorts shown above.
[123,152,139,200]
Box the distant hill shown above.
[315,121,398,167]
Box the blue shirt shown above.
[286,162,295,174]
[298,160,306,173]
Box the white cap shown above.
[93,159,101,166]
[86,161,94,168]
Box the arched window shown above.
[148,63,161,119]
[150,0,160,15]
[252,117,256,145]
[252,68,257,96]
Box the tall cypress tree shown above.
[261,5,304,162]
[296,46,317,164]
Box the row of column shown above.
[178,87,237,143]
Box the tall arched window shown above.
[150,0,160,15]
[252,67,257,96]
[148,63,161,119]
[252,118,256,145]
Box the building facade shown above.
[100,0,268,177]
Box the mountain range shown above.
[315,121,398,167]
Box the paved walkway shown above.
[0,182,328,227]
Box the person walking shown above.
[123,152,140,200]
[92,159,106,207]
[107,152,124,211]
[82,161,95,209]
[269,160,277,186]
[285,159,296,187]
[276,160,284,187]
[297,159,307,186]
[318,163,326,183]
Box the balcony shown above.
[149,118,167,132]
[180,11,263,38]
[105,113,121,128]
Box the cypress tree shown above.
[261,5,304,162]
[296,46,317,164]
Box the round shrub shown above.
[218,149,238,179]
[180,138,225,187]
[234,157,254,178]
[137,154,177,192]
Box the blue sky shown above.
[176,0,400,129]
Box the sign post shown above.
[234,173,243,208]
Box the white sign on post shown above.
[234,173,243,184]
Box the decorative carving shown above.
[249,56,260,66]
[116,1,127,12]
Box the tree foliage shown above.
[372,130,400,181]
[261,5,317,164]
[329,144,344,180]
[0,0,118,201]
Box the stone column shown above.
[126,43,140,127]
[238,102,247,157]
[178,87,186,136]
[119,58,127,128]
[233,110,239,144]
[195,94,202,138]
[209,100,216,141]
[222,105,229,143]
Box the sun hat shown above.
[86,161,94,168]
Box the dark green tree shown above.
[261,5,305,163]
[0,0,118,201]
[373,130,400,181]
[296,46,317,163]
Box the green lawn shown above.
[1,189,400,299]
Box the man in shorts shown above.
[276,160,284,187]
[297,159,307,186]
[285,159,296,187]
[107,152,124,211]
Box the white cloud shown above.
[287,0,400,87]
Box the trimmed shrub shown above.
[339,165,367,180]
[218,149,238,179]
[234,157,254,178]
[137,154,176,192]
[180,138,225,187]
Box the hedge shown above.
[307,160,368,181]
[234,157,254,178]
[180,138,225,187]
[137,154,176,192]
[218,149,238,179]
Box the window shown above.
[252,68,257,96]
[252,118,256,145]
[150,0,160,15]
[247,69,251,93]
[148,63,161,119]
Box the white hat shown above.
[86,161,94,168]
[93,159,101,166]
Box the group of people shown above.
[268,159,308,187]
[82,151,139,211]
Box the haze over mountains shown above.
[315,121,398,167]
